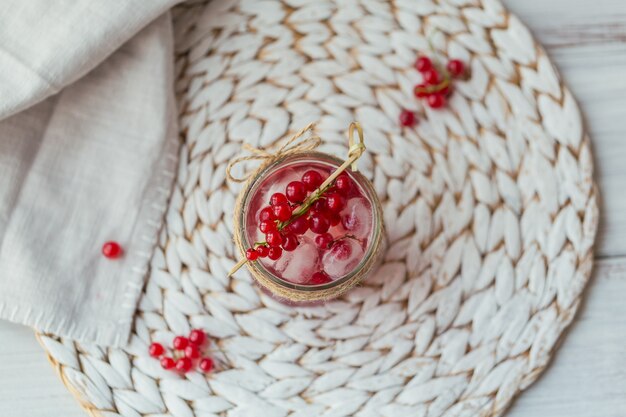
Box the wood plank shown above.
[502,0,626,258]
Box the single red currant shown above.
[270,193,288,206]
[272,203,292,222]
[315,233,333,249]
[259,220,277,233]
[246,248,259,261]
[282,234,299,251]
[102,241,122,259]
[175,357,193,373]
[301,170,324,191]
[286,181,307,203]
[160,356,175,370]
[266,230,283,247]
[328,212,341,226]
[399,109,416,127]
[188,329,206,345]
[331,240,352,260]
[184,344,201,359]
[325,192,345,213]
[309,212,331,234]
[268,246,283,260]
[414,84,429,98]
[255,245,269,258]
[309,271,332,285]
[173,336,189,350]
[415,56,432,72]
[310,199,327,214]
[199,357,214,373]
[335,173,353,195]
[149,342,164,358]
[427,93,446,109]
[286,216,308,235]
[259,206,275,221]
[423,68,440,84]
[446,59,465,77]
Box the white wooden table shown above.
[2,1,626,416]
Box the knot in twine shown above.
[227,122,366,183]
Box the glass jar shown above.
[233,151,385,303]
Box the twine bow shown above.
[226,124,322,183]
[227,122,366,184]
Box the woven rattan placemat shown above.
[38,1,598,416]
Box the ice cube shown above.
[340,197,372,241]
[322,238,364,278]
[273,236,320,284]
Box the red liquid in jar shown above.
[245,160,374,286]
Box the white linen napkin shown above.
[0,1,181,346]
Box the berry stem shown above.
[228,123,366,277]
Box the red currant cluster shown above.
[245,169,355,284]
[149,329,214,373]
[399,55,466,127]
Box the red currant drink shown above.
[243,154,380,288]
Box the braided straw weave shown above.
[38,1,599,416]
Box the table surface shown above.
[2,1,626,416]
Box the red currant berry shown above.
[256,245,269,258]
[199,357,214,373]
[399,109,416,127]
[272,203,292,222]
[173,336,189,350]
[414,84,428,98]
[427,93,446,109]
[328,212,341,226]
[188,329,206,345]
[331,240,352,260]
[282,234,299,251]
[268,246,282,260]
[325,192,345,213]
[286,216,308,235]
[423,68,440,84]
[446,59,465,77]
[175,357,193,373]
[246,248,259,261]
[266,230,283,247]
[309,271,332,285]
[102,241,122,259]
[270,193,288,206]
[415,56,432,72]
[315,233,333,249]
[286,181,307,203]
[149,342,165,358]
[335,173,353,195]
[259,220,277,233]
[439,85,450,96]
[310,199,327,214]
[301,170,324,191]
[259,206,275,221]
[184,344,201,359]
[160,356,175,370]
[309,212,331,234]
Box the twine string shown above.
[226,123,322,183]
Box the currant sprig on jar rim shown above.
[399,54,467,127]
[148,329,216,374]
[245,169,355,267]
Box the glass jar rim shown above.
[235,151,384,294]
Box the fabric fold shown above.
[0,4,180,346]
